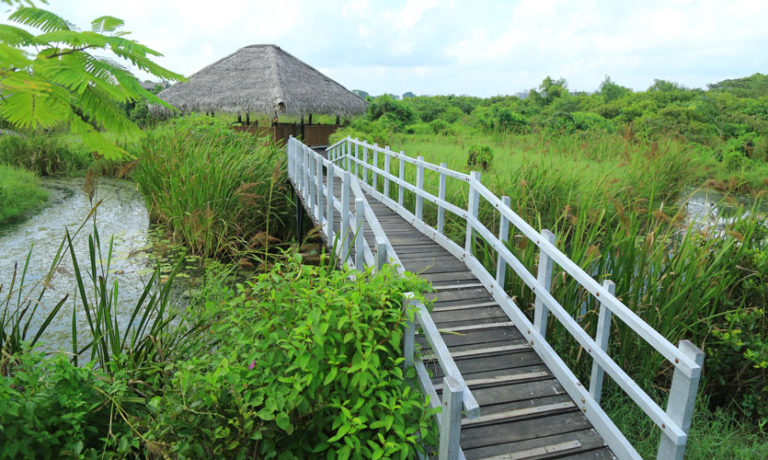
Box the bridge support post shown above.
[439,376,463,460]
[341,171,351,264]
[657,341,705,460]
[375,239,386,272]
[354,139,360,178]
[464,171,481,253]
[362,144,368,184]
[437,163,447,234]
[495,195,511,287]
[415,156,425,221]
[533,229,556,338]
[398,155,405,206]
[326,162,335,241]
[355,198,365,271]
[589,279,616,404]
[372,145,380,190]
[383,152,391,198]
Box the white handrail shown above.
[289,136,479,460]
[325,136,705,460]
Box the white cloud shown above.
[3,0,766,96]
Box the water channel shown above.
[0,176,183,354]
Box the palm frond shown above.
[91,15,124,34]
[9,7,72,33]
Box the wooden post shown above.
[237,113,242,124]
[341,171,351,264]
[533,229,556,338]
[495,196,511,288]
[437,162,447,234]
[464,171,481,253]
[316,156,323,222]
[403,293,416,367]
[372,146,379,190]
[415,156,425,221]
[355,198,365,271]
[375,239,386,272]
[439,376,463,460]
[308,113,312,125]
[589,280,615,404]
[246,112,250,125]
[657,341,705,460]
[354,140,359,178]
[398,155,405,207]
[362,144,368,184]
[326,162,335,240]
[383,152,391,197]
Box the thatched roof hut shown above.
[154,44,367,117]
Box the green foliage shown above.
[0,163,47,223]
[0,352,140,459]
[466,144,493,171]
[368,95,416,126]
[708,73,768,98]
[0,134,92,175]
[0,5,184,159]
[147,258,437,458]
[131,115,294,261]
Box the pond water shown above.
[682,187,767,233]
[0,176,186,354]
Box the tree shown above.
[599,75,630,102]
[0,5,185,158]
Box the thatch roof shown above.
[154,44,367,116]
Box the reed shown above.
[131,115,295,262]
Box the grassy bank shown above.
[0,164,48,223]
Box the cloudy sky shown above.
[5,0,768,97]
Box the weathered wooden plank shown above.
[473,440,582,460]
[460,411,591,450]
[464,429,607,460]
[432,371,550,392]
[421,271,479,283]
[432,301,499,312]
[556,447,616,459]
[431,307,510,325]
[422,344,529,361]
[417,326,522,347]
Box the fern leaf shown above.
[0,24,36,46]
[91,16,124,34]
[9,7,73,33]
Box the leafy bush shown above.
[131,115,294,261]
[0,163,48,223]
[0,134,91,176]
[466,145,493,171]
[368,95,416,126]
[0,352,139,459]
[147,258,437,458]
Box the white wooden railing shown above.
[320,136,705,460]
[287,136,479,460]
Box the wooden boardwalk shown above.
[289,139,704,460]
[308,179,617,459]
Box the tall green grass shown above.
[131,115,295,262]
[0,134,92,176]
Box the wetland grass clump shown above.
[131,115,294,262]
[0,164,48,223]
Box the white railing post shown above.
[326,162,335,240]
[362,143,368,184]
[344,139,350,171]
[437,162,447,234]
[354,139,359,177]
[533,229,556,338]
[398,154,405,207]
[495,195,511,287]
[383,151,391,198]
[375,238,386,272]
[439,376,463,460]
[341,171,351,264]
[589,279,615,404]
[300,146,307,200]
[308,149,316,214]
[403,294,417,367]
[415,156,425,221]
[287,136,294,180]
[316,155,323,222]
[355,198,365,271]
[372,145,379,190]
[657,341,705,460]
[464,171,481,253]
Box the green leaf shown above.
[275,412,293,434]
[91,15,124,33]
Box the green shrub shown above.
[0,352,139,459]
[131,115,294,261]
[147,258,437,458]
[0,135,91,175]
[466,144,493,171]
[0,164,48,223]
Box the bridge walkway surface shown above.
[287,137,704,460]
